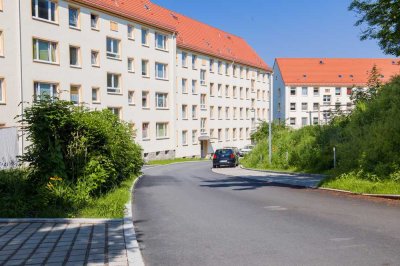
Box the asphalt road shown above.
[133,162,400,266]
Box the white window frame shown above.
[182,104,188,120]
[33,38,58,64]
[0,31,3,57]
[182,52,187,67]
[182,130,188,145]
[192,80,197,94]
[128,24,134,40]
[106,37,121,59]
[128,57,135,72]
[192,54,197,69]
[70,84,81,105]
[156,122,168,139]
[155,32,167,50]
[141,59,149,77]
[128,91,135,105]
[91,50,99,67]
[200,94,207,110]
[107,73,121,94]
[192,105,198,119]
[68,6,80,29]
[200,70,206,85]
[155,92,168,109]
[34,82,57,101]
[141,28,149,46]
[32,0,57,23]
[91,13,99,30]
[192,130,198,144]
[142,91,149,108]
[142,122,150,140]
[0,78,5,104]
[155,62,168,80]
[91,87,100,103]
[69,45,81,67]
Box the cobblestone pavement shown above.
[0,220,129,266]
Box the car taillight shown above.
[213,154,217,159]
[230,153,235,159]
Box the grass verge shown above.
[0,168,137,218]
[320,175,400,195]
[147,157,208,165]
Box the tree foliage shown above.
[349,0,400,56]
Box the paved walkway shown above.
[212,166,326,188]
[0,219,128,266]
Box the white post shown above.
[333,146,336,168]
[268,72,273,164]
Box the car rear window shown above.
[215,149,233,155]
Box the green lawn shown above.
[147,157,208,165]
[0,168,137,218]
[320,175,400,195]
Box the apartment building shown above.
[0,0,271,160]
[273,58,400,128]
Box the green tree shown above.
[349,0,400,56]
[351,64,383,103]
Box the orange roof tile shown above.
[275,58,400,87]
[73,0,270,71]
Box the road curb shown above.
[124,175,145,266]
[239,166,400,200]
[145,160,210,167]
[239,165,327,178]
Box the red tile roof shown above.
[275,58,400,87]
[74,0,270,71]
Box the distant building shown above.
[273,58,400,128]
[0,0,271,160]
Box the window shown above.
[233,86,237,98]
[200,94,206,110]
[155,63,167,79]
[239,128,244,140]
[200,118,206,134]
[108,107,121,118]
[70,85,80,104]
[141,60,149,76]
[217,84,222,97]
[302,117,308,126]
[200,70,206,85]
[192,54,197,69]
[289,117,296,126]
[218,61,222,74]
[209,83,215,96]
[141,28,149,46]
[182,52,187,67]
[192,130,198,144]
[246,128,250,139]
[68,6,79,28]
[128,91,135,105]
[246,108,250,119]
[128,24,134,39]
[335,102,341,110]
[347,87,352,95]
[182,79,187,93]
[192,105,198,119]
[313,117,319,125]
[209,59,214,72]
[240,108,243,119]
[233,65,237,77]
[233,128,237,140]
[92,87,100,103]
[233,107,237,120]
[225,128,230,141]
[225,63,229,75]
[346,102,352,110]
[110,21,118,31]
[210,106,215,119]
[335,87,341,96]
[156,93,167,108]
[225,107,230,119]
[290,103,296,111]
[225,85,230,98]
[323,95,331,104]
[0,78,5,103]
[33,38,57,63]
[91,50,99,67]
[107,73,121,93]
[240,66,244,78]
[142,91,149,108]
[155,33,167,50]
[251,80,255,92]
[313,87,319,96]
[156,123,168,138]
[290,87,296,96]
[0,31,3,56]
[246,88,250,99]
[218,107,222,119]
[69,46,80,67]
[106,37,120,59]
[301,102,308,111]
[210,129,215,139]
[182,105,188,119]
[182,130,188,145]
[313,103,319,111]
[302,87,308,96]
[34,82,57,101]
[240,87,244,99]
[218,129,222,141]
[91,13,99,30]
[32,0,57,22]
[128,58,134,72]
[191,80,197,94]
[142,123,149,139]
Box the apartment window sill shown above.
[91,27,100,31]
[156,137,169,140]
[142,75,150,79]
[128,37,135,41]
[142,107,150,110]
[155,77,169,81]
[91,64,100,68]
[155,47,169,53]
[142,44,150,48]
[0,102,6,105]
[129,103,135,106]
[142,138,151,141]
[70,65,82,69]
[33,60,59,66]
[32,17,59,26]
[69,26,81,31]
[107,92,122,95]
[92,101,101,104]
[156,107,169,110]
[107,56,122,61]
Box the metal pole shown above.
[333,146,336,168]
[268,73,273,164]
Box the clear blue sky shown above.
[152,0,391,67]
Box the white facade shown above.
[0,0,271,159]
[273,63,353,128]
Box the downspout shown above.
[17,0,24,154]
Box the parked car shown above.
[223,146,240,156]
[213,148,239,168]
[240,145,255,156]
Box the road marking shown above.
[264,206,287,211]
[330,237,353,242]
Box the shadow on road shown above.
[200,176,307,191]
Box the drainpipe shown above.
[268,71,273,164]
[17,0,25,154]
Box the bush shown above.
[19,98,143,213]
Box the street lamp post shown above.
[268,73,273,164]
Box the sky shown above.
[152,0,391,67]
